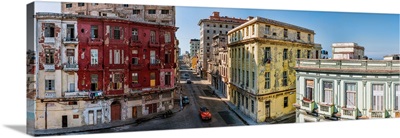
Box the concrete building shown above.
[332,42,365,59]
[294,58,400,122]
[198,12,247,79]
[227,16,321,123]
[61,2,175,26]
[384,54,400,60]
[189,39,200,57]
[321,49,329,59]
[209,34,229,98]
[33,12,177,130]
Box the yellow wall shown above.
[191,56,198,69]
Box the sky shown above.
[176,6,400,59]
[33,1,399,59]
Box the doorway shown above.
[62,115,68,128]
[132,106,137,118]
[265,101,271,120]
[88,110,94,125]
[111,101,121,121]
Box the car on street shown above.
[199,107,212,120]
[186,79,192,84]
[182,96,189,105]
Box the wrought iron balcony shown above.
[63,37,79,44]
[130,63,143,70]
[64,91,88,98]
[341,107,358,120]
[130,37,142,47]
[88,37,103,46]
[149,60,161,70]
[44,64,55,72]
[63,63,79,71]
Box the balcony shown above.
[130,38,142,47]
[300,99,315,113]
[63,37,79,44]
[341,107,357,120]
[318,103,335,117]
[149,63,160,70]
[44,64,55,72]
[130,64,143,70]
[45,92,56,98]
[63,63,79,71]
[88,91,103,99]
[370,110,385,119]
[131,86,160,94]
[148,41,160,48]
[88,37,103,46]
[64,91,88,98]
[87,63,103,71]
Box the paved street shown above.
[69,63,245,135]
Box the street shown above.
[71,63,245,135]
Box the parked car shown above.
[182,96,189,105]
[186,79,192,84]
[199,107,212,121]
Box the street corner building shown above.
[294,43,400,122]
[227,16,322,123]
[27,2,179,134]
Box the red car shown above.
[199,107,212,120]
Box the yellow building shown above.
[191,55,198,70]
[227,17,320,123]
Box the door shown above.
[97,110,102,124]
[111,102,121,121]
[88,110,94,125]
[69,83,75,92]
[62,115,68,128]
[265,101,271,120]
[132,106,137,118]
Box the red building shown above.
[77,16,177,116]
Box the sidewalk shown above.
[32,105,182,136]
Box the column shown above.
[362,80,367,115]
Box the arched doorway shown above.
[111,101,121,121]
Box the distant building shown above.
[321,49,329,59]
[294,58,400,122]
[332,42,364,59]
[209,34,229,98]
[190,39,200,57]
[61,2,175,26]
[384,54,400,60]
[198,12,248,79]
[228,16,321,123]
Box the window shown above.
[148,9,156,14]
[164,32,171,43]
[396,85,400,110]
[251,100,255,113]
[323,82,333,104]
[162,20,169,24]
[282,71,288,86]
[132,73,138,84]
[92,3,98,6]
[372,84,384,111]
[207,43,209,46]
[73,115,79,119]
[207,24,209,27]
[91,74,98,91]
[69,101,77,105]
[133,9,140,14]
[66,24,75,40]
[307,50,311,59]
[165,72,171,86]
[232,25,235,28]
[131,29,138,41]
[241,95,244,106]
[66,49,75,64]
[284,29,288,38]
[252,25,255,35]
[66,3,72,8]
[246,48,249,59]
[91,25,98,39]
[207,37,209,40]
[345,83,356,108]
[150,31,156,43]
[308,34,311,42]
[283,49,288,60]
[213,24,216,27]
[45,80,55,91]
[305,80,314,101]
[165,52,170,64]
[265,25,270,34]
[297,32,301,40]
[297,50,301,58]
[78,3,85,7]
[150,50,156,64]
[219,24,222,28]
[123,4,129,7]
[112,26,122,40]
[246,71,249,87]
[246,97,249,109]
[44,23,55,37]
[45,49,55,64]
[113,50,121,64]
[161,10,169,14]
[252,72,255,88]
[284,97,288,108]
[90,49,98,65]
[206,30,209,33]
[225,25,228,28]
[132,50,139,65]
[263,47,271,64]
[150,72,156,86]
[265,72,270,89]
[110,73,123,90]
[213,30,216,34]
[219,31,222,34]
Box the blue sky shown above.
[176,6,399,59]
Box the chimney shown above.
[213,11,220,17]
[247,16,254,20]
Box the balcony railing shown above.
[295,59,400,73]
[318,103,334,117]
[300,100,315,113]
[370,111,385,118]
[64,91,88,98]
[63,63,79,71]
[130,64,143,70]
[131,86,160,94]
[88,37,103,46]
[341,107,357,120]
[130,38,142,47]
[44,64,55,72]
[63,37,78,44]
[45,92,56,98]
[148,41,160,48]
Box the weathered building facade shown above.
[61,2,175,26]
[332,42,365,59]
[227,17,321,123]
[33,13,177,130]
[198,12,247,79]
[294,58,400,122]
[189,39,200,57]
[209,34,229,98]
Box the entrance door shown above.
[97,110,102,124]
[132,106,137,118]
[265,101,271,120]
[88,110,94,125]
[111,102,121,121]
[62,115,68,128]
